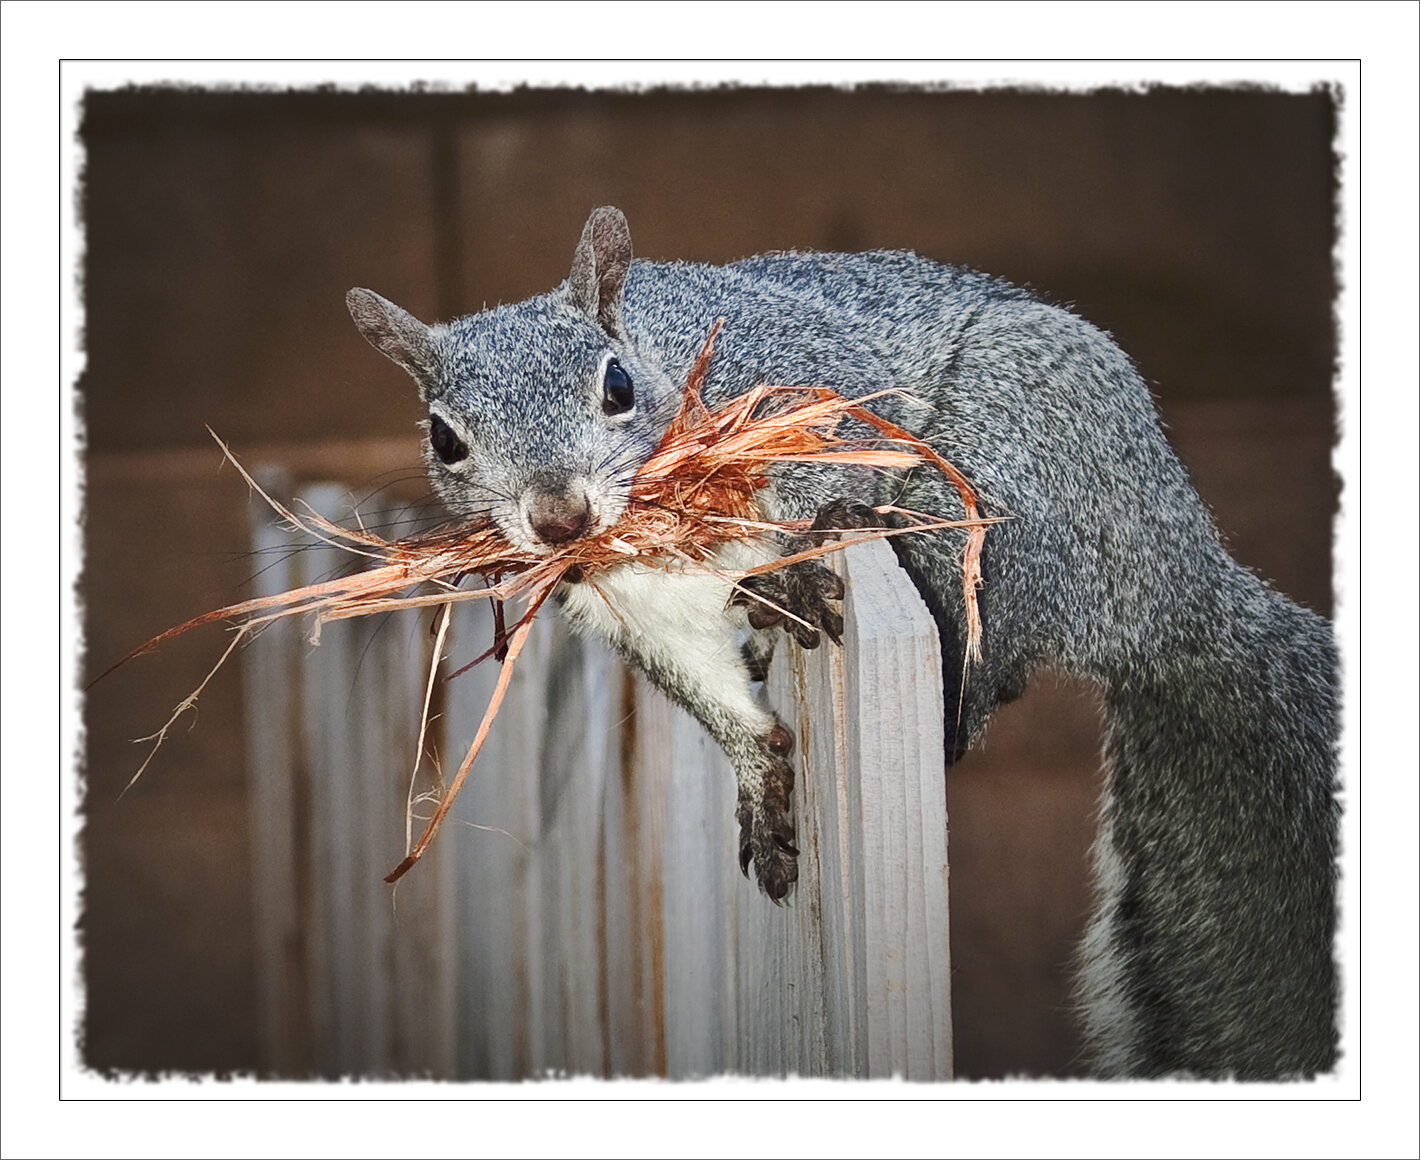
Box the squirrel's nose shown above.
[525,485,593,545]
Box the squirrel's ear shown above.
[346,288,441,387]
[567,206,632,338]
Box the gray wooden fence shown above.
[244,482,951,1080]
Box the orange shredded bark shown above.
[104,319,995,881]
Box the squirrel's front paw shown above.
[807,498,887,538]
[729,499,887,649]
[732,561,845,648]
[736,721,799,901]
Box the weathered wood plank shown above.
[247,483,457,1078]
[841,537,952,1080]
[727,537,951,1079]
[443,593,542,1080]
[657,690,739,1079]
[601,669,670,1077]
[380,608,455,1079]
[294,483,364,1076]
[532,620,619,1077]
[244,470,309,1076]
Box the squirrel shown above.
[347,205,1339,1079]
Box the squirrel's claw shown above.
[807,498,887,538]
[735,721,800,901]
[731,498,884,649]
[732,558,846,649]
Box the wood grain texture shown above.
[244,469,307,1075]
[246,483,456,1078]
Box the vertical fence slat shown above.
[785,581,860,1076]
[380,603,454,1078]
[444,594,541,1080]
[602,670,670,1076]
[295,483,361,1076]
[533,620,616,1077]
[659,700,739,1078]
[843,538,952,1080]
[244,470,309,1076]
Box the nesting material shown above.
[107,321,995,881]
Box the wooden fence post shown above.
[694,538,952,1079]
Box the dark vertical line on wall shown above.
[431,118,464,320]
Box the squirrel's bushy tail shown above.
[1077,567,1340,1078]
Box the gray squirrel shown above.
[347,206,1338,1079]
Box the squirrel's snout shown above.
[524,482,594,546]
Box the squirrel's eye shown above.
[428,414,468,465]
[602,359,635,416]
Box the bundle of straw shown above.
[105,320,994,882]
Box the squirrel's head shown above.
[348,207,680,553]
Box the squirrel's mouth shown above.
[502,478,624,556]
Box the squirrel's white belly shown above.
[558,539,772,654]
[556,540,778,728]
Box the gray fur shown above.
[348,206,1338,1077]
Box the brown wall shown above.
[78,85,1338,1078]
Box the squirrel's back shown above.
[621,248,1246,689]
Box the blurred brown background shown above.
[78,84,1337,1079]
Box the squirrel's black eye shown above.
[428,414,468,465]
[602,359,635,416]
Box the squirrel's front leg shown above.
[557,558,802,900]
[555,502,871,900]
